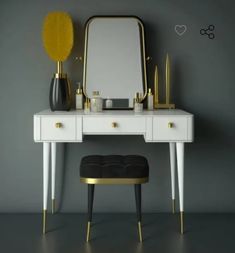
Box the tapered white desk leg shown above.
[176,142,184,234]
[43,142,51,234]
[51,142,56,214]
[169,142,176,214]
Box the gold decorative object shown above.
[42,11,73,66]
[111,122,118,128]
[154,65,159,106]
[80,177,148,185]
[86,221,91,242]
[55,122,62,128]
[154,54,175,109]
[168,122,174,128]
[138,221,143,242]
[42,11,73,111]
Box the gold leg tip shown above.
[138,222,143,242]
[86,222,91,242]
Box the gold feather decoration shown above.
[42,11,73,62]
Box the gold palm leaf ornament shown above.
[42,11,74,111]
[154,54,175,109]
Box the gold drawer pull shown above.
[111,122,118,128]
[55,122,63,128]
[168,122,174,128]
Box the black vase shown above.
[49,77,71,111]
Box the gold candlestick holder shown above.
[154,54,175,109]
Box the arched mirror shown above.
[83,16,147,109]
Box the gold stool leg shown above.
[172,199,175,214]
[86,221,91,242]
[43,210,47,234]
[52,199,56,214]
[138,221,143,242]
[180,211,184,234]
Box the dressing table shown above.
[34,16,194,236]
[34,109,194,234]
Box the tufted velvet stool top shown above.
[80,155,149,183]
[80,155,149,242]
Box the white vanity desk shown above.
[34,108,194,234]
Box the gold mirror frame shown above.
[82,16,148,108]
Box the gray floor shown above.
[0,214,234,253]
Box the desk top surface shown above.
[35,109,193,117]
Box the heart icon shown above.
[175,25,187,36]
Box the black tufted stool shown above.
[80,155,149,242]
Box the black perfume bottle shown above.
[49,62,72,111]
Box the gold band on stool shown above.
[180,211,184,234]
[43,210,47,234]
[86,221,91,242]
[80,177,148,185]
[52,199,55,214]
[172,199,175,214]
[138,221,143,242]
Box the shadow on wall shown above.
[172,58,233,146]
[67,19,84,108]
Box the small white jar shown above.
[90,91,103,112]
[134,102,143,113]
[105,98,113,108]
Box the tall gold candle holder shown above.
[154,54,175,109]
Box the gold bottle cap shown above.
[148,88,153,95]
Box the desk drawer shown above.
[41,116,77,141]
[153,116,188,141]
[83,116,145,134]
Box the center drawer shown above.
[83,116,145,134]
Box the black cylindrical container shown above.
[49,77,71,111]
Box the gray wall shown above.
[0,0,235,213]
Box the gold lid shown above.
[148,88,153,95]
